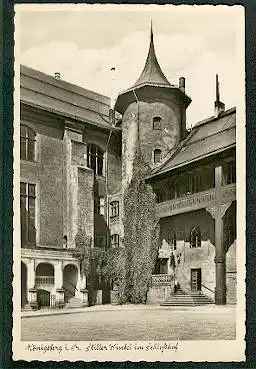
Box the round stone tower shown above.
[114,24,192,190]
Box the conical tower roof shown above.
[132,23,171,88]
[114,23,191,114]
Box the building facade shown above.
[20,26,236,309]
[20,65,122,309]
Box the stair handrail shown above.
[201,283,214,294]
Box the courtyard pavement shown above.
[21,304,236,341]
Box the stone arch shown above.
[35,262,55,292]
[63,264,79,302]
[21,261,27,308]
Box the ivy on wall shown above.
[123,149,160,303]
[72,148,160,305]
[72,229,106,289]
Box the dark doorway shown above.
[37,289,51,308]
[191,268,201,291]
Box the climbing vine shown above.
[72,229,106,286]
[123,149,160,303]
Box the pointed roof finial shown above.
[150,19,153,42]
[132,22,170,89]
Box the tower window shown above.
[190,226,201,248]
[153,116,162,130]
[111,234,120,248]
[87,144,104,176]
[154,149,162,164]
[20,182,36,246]
[20,125,36,161]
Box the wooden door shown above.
[191,269,201,291]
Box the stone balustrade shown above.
[35,276,54,285]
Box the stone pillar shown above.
[56,288,65,309]
[54,261,63,291]
[206,166,232,305]
[26,259,38,309]
[28,288,38,310]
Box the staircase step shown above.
[161,289,214,306]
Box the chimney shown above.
[54,72,61,80]
[179,77,185,93]
[214,74,225,118]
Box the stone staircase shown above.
[161,289,214,307]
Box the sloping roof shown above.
[20,65,115,131]
[132,25,171,89]
[147,107,236,179]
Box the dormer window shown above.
[87,144,103,176]
[20,125,36,161]
[154,149,162,164]
[153,116,162,130]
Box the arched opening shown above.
[21,262,27,308]
[35,263,54,288]
[63,264,78,302]
[190,226,201,248]
[154,149,162,164]
[168,230,177,250]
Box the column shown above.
[54,261,65,308]
[27,259,38,309]
[54,260,63,290]
[207,167,232,305]
[214,166,226,305]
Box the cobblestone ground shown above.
[21,306,236,341]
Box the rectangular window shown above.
[222,161,236,185]
[110,201,119,218]
[111,234,120,248]
[20,125,36,161]
[87,144,104,176]
[20,182,36,246]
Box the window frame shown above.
[111,234,120,248]
[168,230,177,250]
[153,149,162,164]
[110,200,119,218]
[20,181,37,246]
[87,143,104,176]
[20,125,36,162]
[153,116,162,130]
[190,226,201,248]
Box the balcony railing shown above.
[151,274,173,285]
[156,184,236,218]
[35,276,54,285]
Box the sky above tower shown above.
[16,4,244,126]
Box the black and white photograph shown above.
[13,4,245,362]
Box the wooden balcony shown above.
[156,183,236,218]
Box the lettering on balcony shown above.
[156,184,236,218]
[156,190,215,218]
[151,274,173,285]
